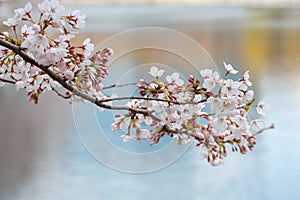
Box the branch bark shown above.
[0,77,16,84]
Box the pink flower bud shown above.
[32,24,40,33]
[65,70,74,80]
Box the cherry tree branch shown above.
[0,0,275,167]
[0,39,271,143]
[0,77,16,84]
[0,38,190,135]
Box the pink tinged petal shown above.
[139,129,151,138]
[24,2,32,12]
[166,72,184,86]
[223,62,238,74]
[200,69,213,79]
[64,70,74,80]
[32,24,41,33]
[149,66,164,77]
[211,157,224,166]
[199,145,209,159]
[15,81,25,91]
[203,77,215,91]
[251,119,264,132]
[213,117,228,133]
[245,90,254,101]
[208,97,223,112]
[145,116,153,126]
[111,123,119,131]
[256,100,271,116]
[3,18,18,27]
[243,71,252,86]
[121,134,132,142]
[195,131,205,140]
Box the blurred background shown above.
[1,0,300,199]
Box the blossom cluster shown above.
[111,64,271,166]
[0,1,272,166]
[0,0,112,103]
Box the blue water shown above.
[3,59,299,200]
[1,4,300,200]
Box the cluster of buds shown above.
[75,48,113,97]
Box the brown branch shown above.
[1,39,266,142]
[0,39,203,141]
[0,77,15,84]
[0,39,97,103]
[0,39,171,120]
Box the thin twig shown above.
[99,96,206,105]
[254,123,275,136]
[51,86,72,99]
[102,82,137,90]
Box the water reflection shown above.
[0,4,300,200]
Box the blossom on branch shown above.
[0,0,274,166]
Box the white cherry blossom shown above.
[243,71,252,86]
[82,38,94,57]
[203,77,216,91]
[221,79,241,96]
[149,66,165,77]
[208,97,223,113]
[3,18,18,27]
[251,119,264,132]
[121,134,132,142]
[68,10,86,30]
[200,69,213,79]
[223,62,238,74]
[38,0,66,22]
[257,100,271,115]
[166,72,184,86]
[14,2,32,21]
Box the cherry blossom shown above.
[149,66,165,77]
[67,10,86,30]
[0,0,274,167]
[3,18,18,27]
[166,72,184,86]
[38,0,66,23]
[257,100,271,116]
[251,119,264,132]
[82,38,94,57]
[14,2,32,21]
[221,79,241,96]
[243,71,252,86]
[224,62,238,74]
